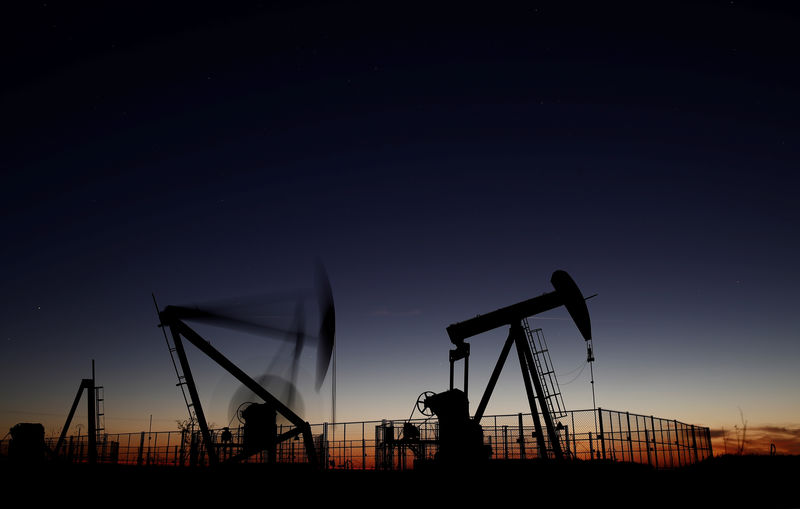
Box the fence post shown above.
[598,408,606,460]
[650,415,659,469]
[503,425,509,460]
[164,431,171,466]
[626,412,633,463]
[494,416,498,461]
[608,411,616,461]
[323,422,328,469]
[680,423,688,466]
[517,413,526,460]
[137,431,145,465]
[667,420,674,468]
[571,412,577,459]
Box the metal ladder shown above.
[95,385,106,435]
[522,318,567,419]
[154,294,198,428]
[166,335,198,427]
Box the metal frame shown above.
[54,376,97,463]
[445,270,593,461]
[158,306,319,467]
[33,408,713,468]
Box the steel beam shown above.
[169,327,219,465]
[54,379,91,457]
[87,378,96,464]
[512,323,549,458]
[473,331,515,422]
[519,329,564,460]
[447,292,562,344]
[446,270,592,345]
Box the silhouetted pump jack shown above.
[53,361,103,464]
[423,270,593,463]
[157,305,328,467]
[153,265,334,467]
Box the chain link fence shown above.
[1,408,711,469]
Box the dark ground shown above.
[2,455,798,507]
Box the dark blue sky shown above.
[2,1,799,444]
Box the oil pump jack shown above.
[155,266,335,467]
[52,360,104,463]
[419,270,593,464]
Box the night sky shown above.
[2,1,799,453]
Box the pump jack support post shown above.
[169,327,219,466]
[515,322,563,459]
[512,323,550,458]
[54,378,96,463]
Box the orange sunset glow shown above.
[2,2,799,507]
